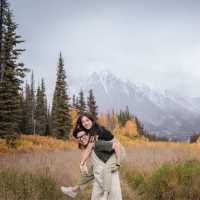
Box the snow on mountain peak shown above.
[69,70,200,135]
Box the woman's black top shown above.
[94,124,114,141]
[93,124,115,162]
[94,140,115,163]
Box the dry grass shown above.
[1,140,200,199]
[0,132,141,155]
[125,142,200,173]
[0,135,78,155]
[0,149,135,200]
[1,134,200,199]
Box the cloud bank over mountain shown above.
[69,71,200,137]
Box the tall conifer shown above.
[0,1,28,140]
[51,53,72,139]
[78,90,86,115]
[87,89,98,120]
[35,79,48,135]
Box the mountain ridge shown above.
[68,71,200,137]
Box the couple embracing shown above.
[61,112,126,200]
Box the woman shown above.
[61,113,125,199]
[73,112,114,141]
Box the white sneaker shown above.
[61,186,77,198]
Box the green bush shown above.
[121,165,146,195]
[125,160,200,200]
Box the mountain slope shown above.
[69,71,200,136]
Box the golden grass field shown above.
[1,134,200,199]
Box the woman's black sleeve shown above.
[98,126,114,141]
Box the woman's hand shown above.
[87,141,95,150]
[89,136,96,144]
[80,161,89,175]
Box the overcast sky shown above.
[10,0,200,99]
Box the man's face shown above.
[77,131,89,145]
[81,116,93,130]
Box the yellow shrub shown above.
[125,120,139,138]
[0,135,78,154]
[196,136,200,143]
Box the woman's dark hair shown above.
[73,112,96,138]
[73,112,112,142]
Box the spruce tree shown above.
[117,106,133,126]
[78,89,86,115]
[75,96,79,109]
[118,110,126,126]
[72,94,76,108]
[41,78,48,135]
[51,53,72,140]
[87,89,98,120]
[0,1,28,141]
[0,0,7,79]
[18,88,25,133]
[135,116,144,135]
[24,82,33,134]
[30,71,35,132]
[35,79,48,135]
[46,104,51,135]
[22,72,36,134]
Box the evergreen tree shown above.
[22,72,35,134]
[124,105,132,120]
[46,104,51,135]
[51,53,72,140]
[0,0,27,137]
[0,0,28,140]
[24,82,33,134]
[117,106,133,126]
[118,110,126,126]
[0,0,7,80]
[30,71,36,132]
[135,116,144,135]
[87,89,98,120]
[41,78,48,135]
[75,96,79,109]
[78,89,86,115]
[18,88,25,133]
[35,79,48,136]
[72,94,76,108]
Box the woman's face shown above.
[77,131,89,146]
[81,116,93,130]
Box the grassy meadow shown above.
[1,135,200,200]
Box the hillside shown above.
[69,71,200,136]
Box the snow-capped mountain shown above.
[68,71,200,136]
